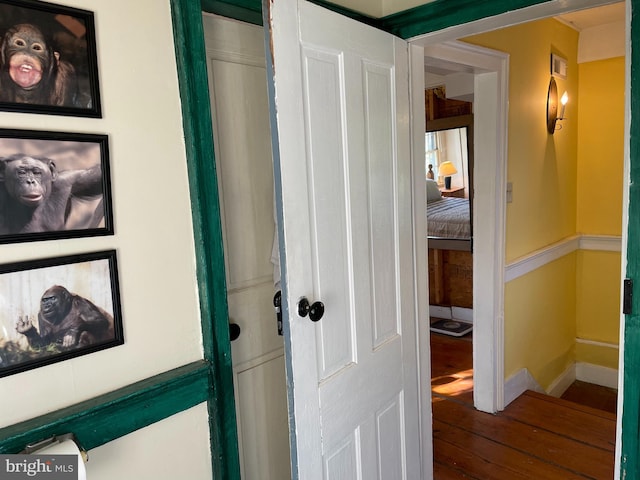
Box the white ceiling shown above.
[556,2,624,30]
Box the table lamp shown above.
[439,161,458,189]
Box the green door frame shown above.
[184,0,640,477]
[621,1,640,476]
[170,1,240,478]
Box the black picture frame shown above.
[0,250,124,378]
[0,0,101,117]
[0,128,113,244]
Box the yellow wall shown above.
[576,251,622,345]
[466,19,579,261]
[576,340,619,370]
[504,255,577,389]
[465,19,624,388]
[577,57,625,235]
[574,57,624,368]
[465,19,580,389]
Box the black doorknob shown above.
[309,301,325,322]
[297,297,325,322]
[229,323,241,341]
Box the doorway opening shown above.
[415,0,624,430]
[423,93,475,402]
[199,0,626,476]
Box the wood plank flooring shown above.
[430,330,617,479]
[561,380,618,414]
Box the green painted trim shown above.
[200,0,378,27]
[0,361,210,454]
[201,0,263,25]
[201,0,559,39]
[170,0,241,479]
[621,1,640,477]
[378,0,548,39]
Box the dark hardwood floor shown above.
[430,329,617,479]
[561,380,617,414]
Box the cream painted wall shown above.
[330,0,383,17]
[328,0,435,18]
[0,0,209,475]
[578,21,626,63]
[381,0,434,16]
[90,403,212,480]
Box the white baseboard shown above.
[504,363,618,406]
[429,305,473,323]
[504,368,544,407]
[429,305,451,319]
[547,364,577,398]
[452,306,473,322]
[576,362,619,389]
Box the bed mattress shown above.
[427,197,471,240]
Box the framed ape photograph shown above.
[0,0,101,117]
[0,128,113,244]
[0,249,123,378]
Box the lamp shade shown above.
[439,161,458,176]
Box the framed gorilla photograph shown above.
[0,249,123,378]
[0,0,101,117]
[0,128,113,244]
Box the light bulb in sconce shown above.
[559,91,568,119]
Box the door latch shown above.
[623,278,633,315]
[273,290,283,336]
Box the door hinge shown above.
[623,278,633,315]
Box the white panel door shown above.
[266,1,426,478]
[202,14,291,480]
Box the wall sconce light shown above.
[547,76,569,134]
[439,161,458,189]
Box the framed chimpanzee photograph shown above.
[0,250,123,378]
[0,129,113,244]
[0,0,101,117]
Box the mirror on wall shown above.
[426,115,473,251]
